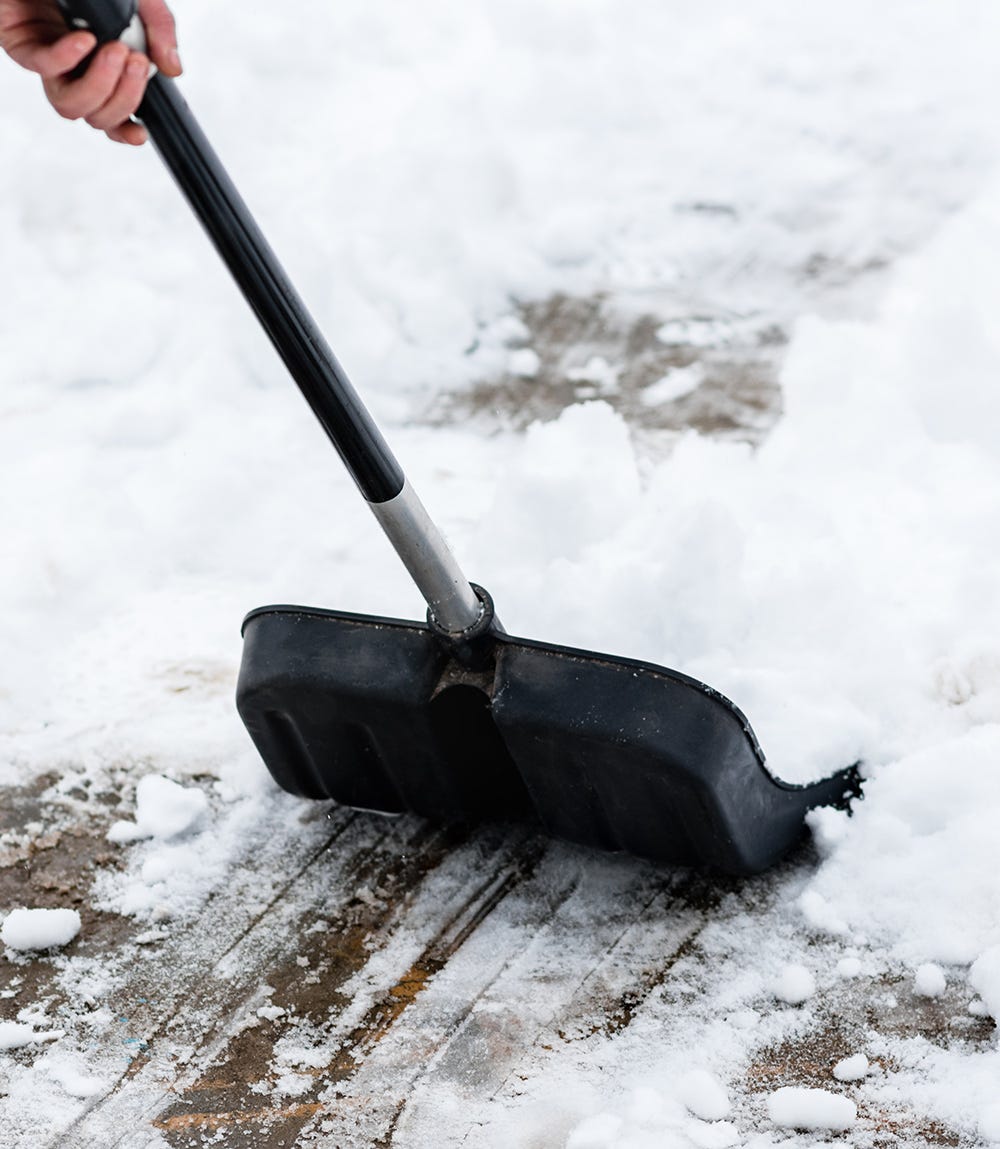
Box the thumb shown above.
[138,0,180,76]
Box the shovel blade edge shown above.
[237,606,859,874]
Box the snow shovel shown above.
[62,0,860,874]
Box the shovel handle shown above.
[56,0,486,635]
[138,77,406,504]
[58,0,401,503]
[57,0,134,42]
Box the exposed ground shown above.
[426,292,787,451]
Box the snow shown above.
[44,1057,106,1099]
[836,957,862,979]
[640,364,705,406]
[566,356,621,392]
[767,1087,857,1132]
[772,964,815,1006]
[914,963,947,999]
[969,947,1000,1021]
[981,1104,1000,1143]
[674,1069,730,1121]
[107,774,208,843]
[1,909,81,953]
[832,1054,869,1083]
[566,1114,624,1148]
[508,348,541,378]
[564,1087,738,1149]
[0,1023,64,1051]
[2,0,1000,1143]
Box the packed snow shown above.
[2,0,1000,1145]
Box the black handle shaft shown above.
[57,0,133,41]
[137,76,404,503]
[60,0,404,503]
[55,0,490,634]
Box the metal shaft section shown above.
[369,482,484,634]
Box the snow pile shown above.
[1,908,81,953]
[803,725,1000,966]
[776,183,1000,989]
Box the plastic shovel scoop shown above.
[60,0,860,874]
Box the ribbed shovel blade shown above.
[237,606,859,875]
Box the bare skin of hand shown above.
[0,0,181,144]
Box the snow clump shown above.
[914,963,947,998]
[0,1022,64,1051]
[772,964,816,1005]
[107,775,208,843]
[767,1087,857,1131]
[1,908,81,952]
[832,1054,869,1082]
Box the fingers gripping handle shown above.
[57,0,146,49]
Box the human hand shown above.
[0,0,181,144]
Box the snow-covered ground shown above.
[2,1,1000,1145]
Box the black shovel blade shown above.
[237,605,859,875]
